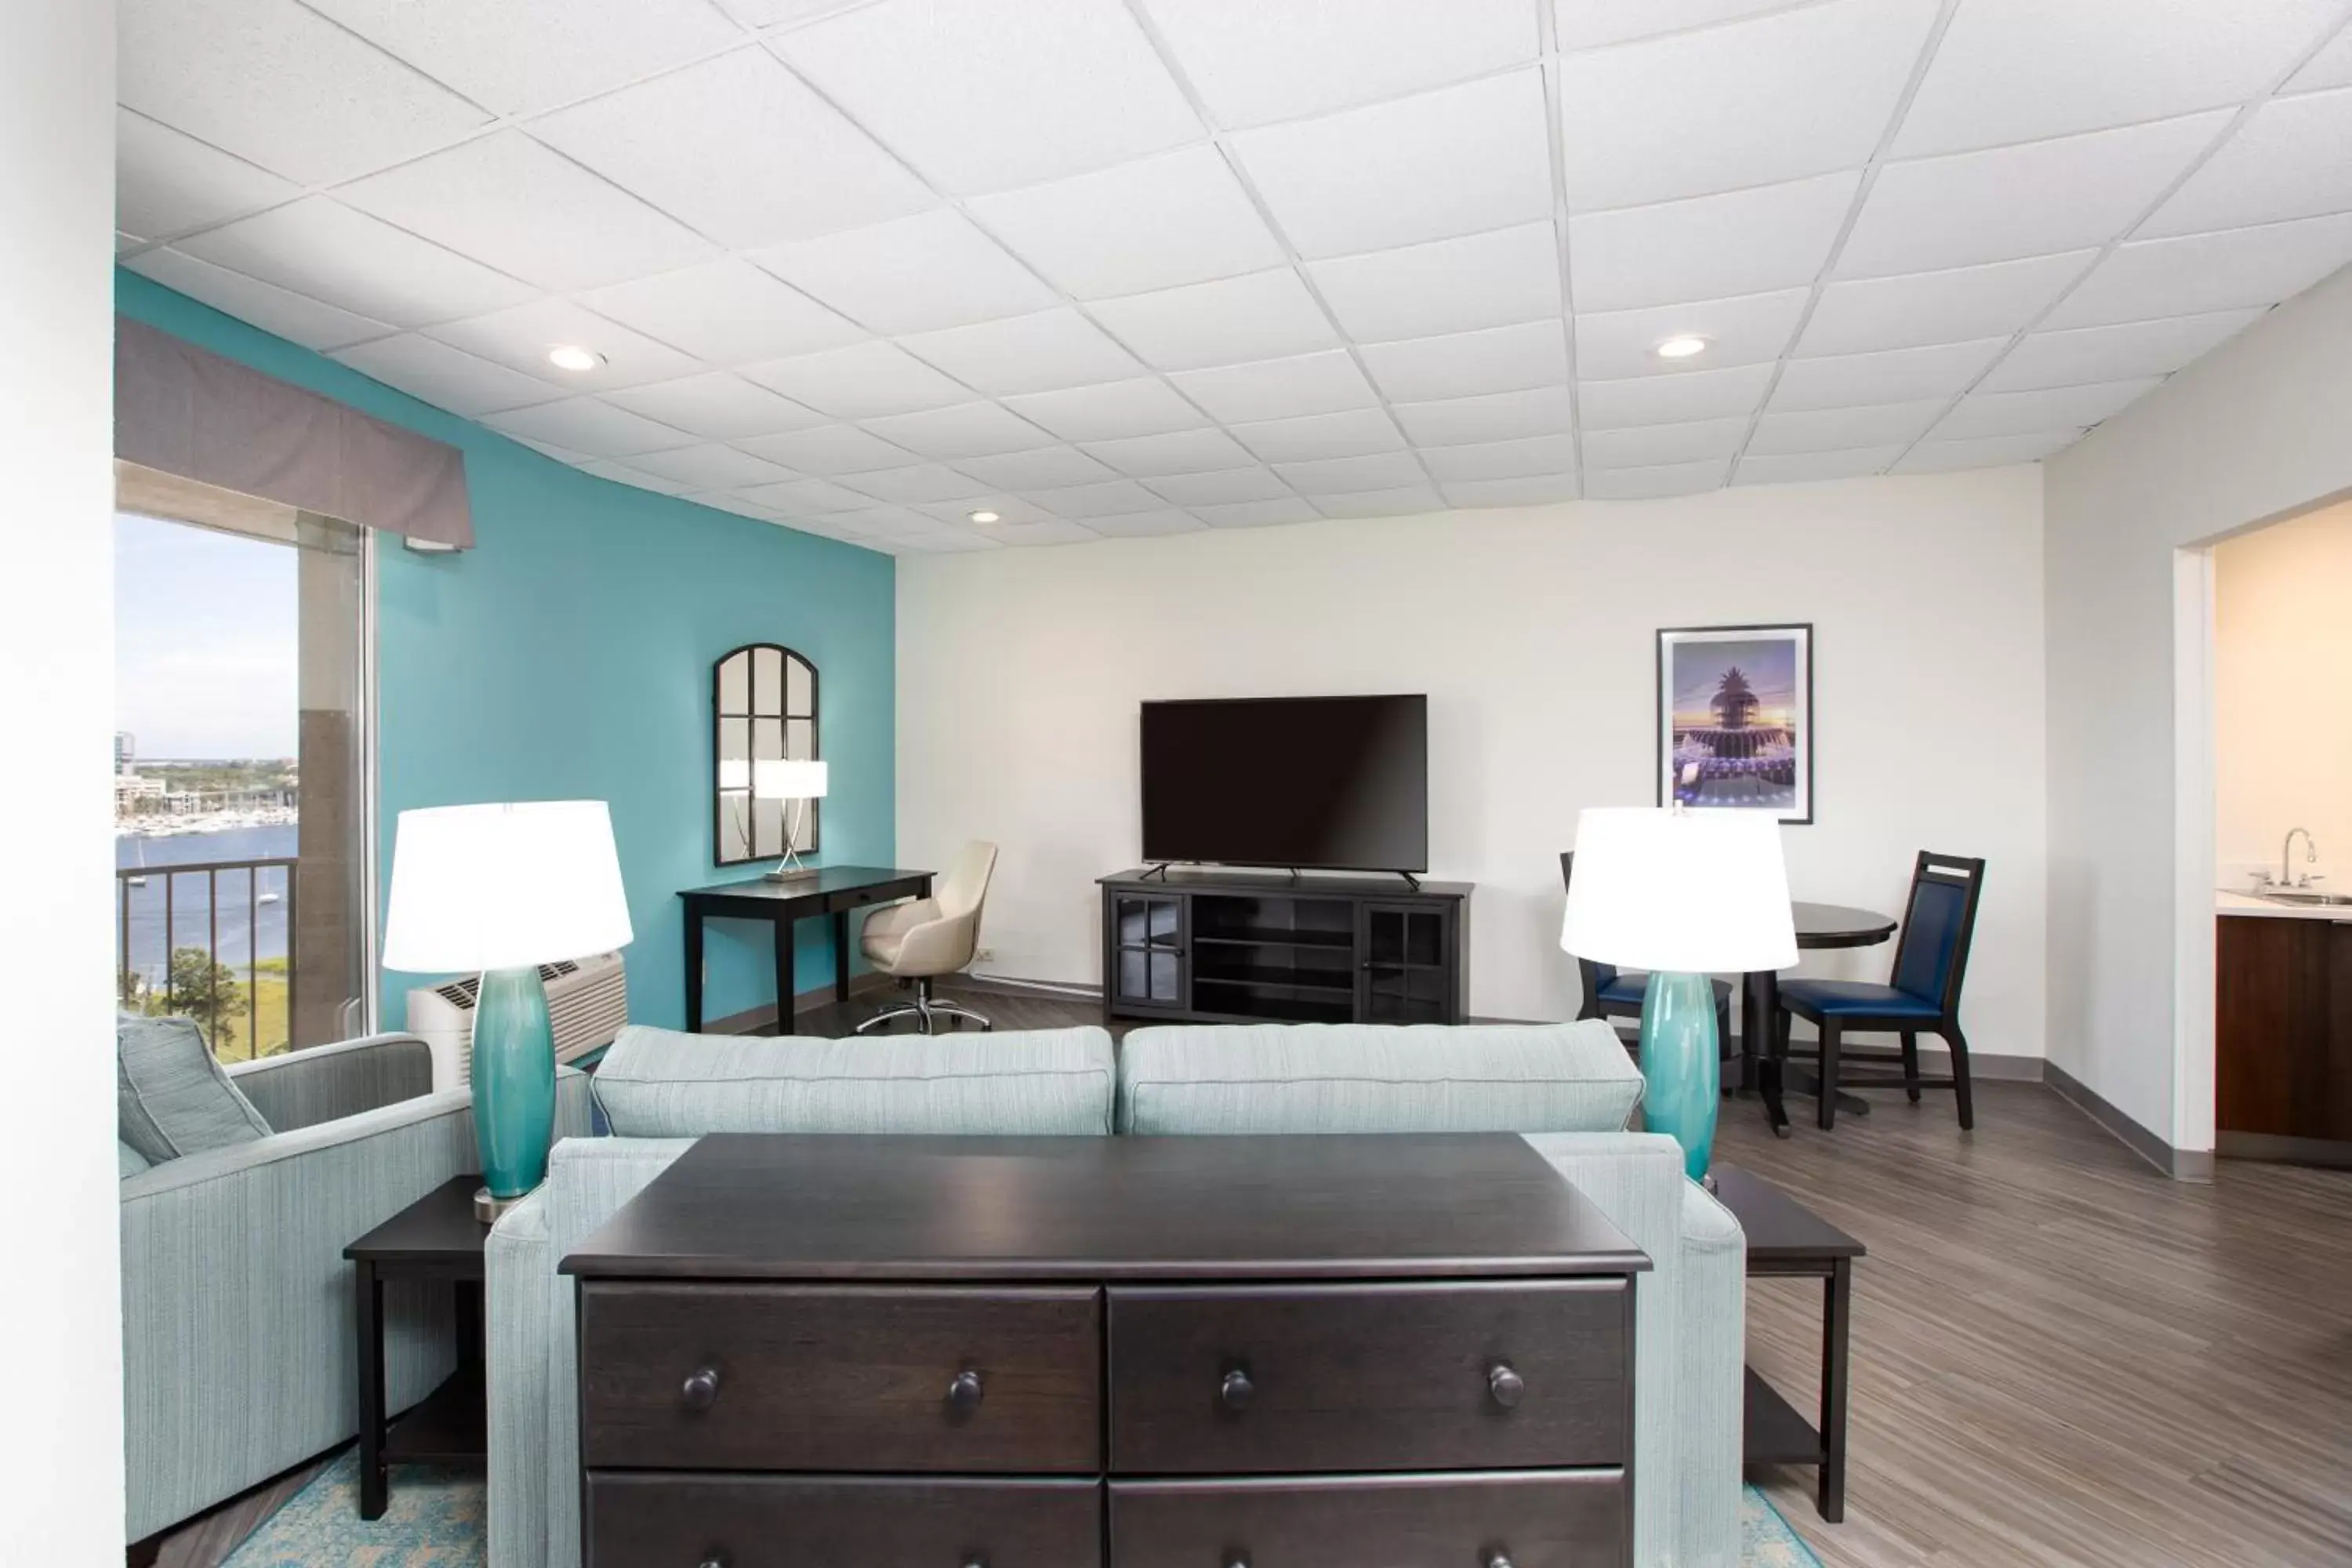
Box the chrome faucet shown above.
[2282,826,2318,887]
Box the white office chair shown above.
[855,840,999,1034]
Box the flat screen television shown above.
[1140,695,1428,873]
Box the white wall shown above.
[2045,263,2352,1151]
[899,467,2049,1058]
[0,0,122,1557]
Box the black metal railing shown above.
[115,856,297,1062]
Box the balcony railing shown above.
[115,856,296,1063]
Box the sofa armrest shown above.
[227,1033,436,1131]
[1676,1179,1746,1568]
[488,1189,554,1568]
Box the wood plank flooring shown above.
[155,984,2352,1567]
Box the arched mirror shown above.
[714,643,818,866]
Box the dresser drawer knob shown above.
[1483,1553,1513,1568]
[681,1367,721,1410]
[947,1369,985,1411]
[1219,1368,1256,1410]
[699,1558,726,1568]
[1486,1362,1524,1408]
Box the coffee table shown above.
[344,1175,492,1519]
[1709,1165,1866,1523]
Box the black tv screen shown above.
[1141,695,1428,873]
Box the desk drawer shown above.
[1108,1471,1628,1568]
[588,1473,1102,1568]
[828,881,907,913]
[579,1283,1100,1473]
[1108,1280,1629,1474]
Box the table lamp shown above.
[754,758,828,884]
[381,801,633,1220]
[1561,806,1795,1181]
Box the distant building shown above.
[114,731,135,775]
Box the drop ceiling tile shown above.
[116,110,299,241]
[1391,384,1575,446]
[1141,468,1296,506]
[1570,172,1860,312]
[1080,428,1258,477]
[754,210,1057,336]
[1582,459,1731,499]
[1417,434,1582,481]
[899,310,1145,396]
[1748,399,1947,455]
[739,477,876,514]
[1837,112,2231,278]
[531,48,937,249]
[740,340,972,419]
[2142,88,2352,238]
[1573,289,1809,379]
[1580,363,1773,430]
[576,458,698,497]
[970,518,1105,547]
[1584,418,1748,467]
[1977,309,2264,392]
[1894,0,2343,158]
[1141,0,1534,129]
[970,144,1283,299]
[839,464,999,503]
[684,492,789,523]
[2291,24,2352,91]
[426,298,703,390]
[122,249,393,351]
[1232,71,1555,259]
[623,444,800,490]
[332,334,564,417]
[893,530,1010,552]
[775,0,1200,196]
[119,0,488,185]
[176,198,538,328]
[1089,269,1340,372]
[736,424,918,474]
[1024,478,1172,517]
[1271,452,1428,495]
[859,403,1055,461]
[1735,446,1906,485]
[1560,0,1937,212]
[578,260,866,365]
[1306,222,1561,341]
[1000,379,1212,442]
[1166,350,1379,423]
[1085,510,1211,538]
[1799,251,2096,356]
[1439,474,1582,507]
[1932,379,2161,441]
[954,446,1121,490]
[338,131,718,292]
[1359,321,1569,404]
[303,0,742,118]
[1771,337,2008,410]
[1227,409,1406,464]
[602,373,826,441]
[510,437,591,464]
[1190,497,1325,528]
[483,398,699,458]
[2042,214,2352,327]
[1893,430,2084,471]
[1312,487,1448,518]
[1554,0,1813,53]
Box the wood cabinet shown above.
[2216,914,2352,1160]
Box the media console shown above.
[1098,866,1472,1026]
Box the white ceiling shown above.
[117,0,2352,554]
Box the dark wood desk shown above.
[1739,902,1899,1134]
[677,866,931,1033]
[344,1176,491,1519]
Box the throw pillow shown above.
[118,1013,272,1163]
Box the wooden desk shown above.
[677,866,932,1034]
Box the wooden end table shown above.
[343,1175,492,1519]
[1708,1166,1866,1523]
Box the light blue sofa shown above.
[486,1020,1744,1568]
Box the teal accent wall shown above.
[115,270,896,1032]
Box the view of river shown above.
[116,822,300,984]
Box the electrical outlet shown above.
[974,946,995,963]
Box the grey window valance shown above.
[114,316,474,549]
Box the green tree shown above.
[124,947,250,1045]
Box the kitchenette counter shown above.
[2216,890,2352,921]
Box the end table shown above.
[343,1175,492,1519]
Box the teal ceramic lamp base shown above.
[471,964,557,1221]
[1640,970,1721,1182]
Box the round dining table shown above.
[1737,902,1899,1136]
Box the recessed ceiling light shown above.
[1653,335,1711,361]
[546,344,605,372]
[967,510,1002,524]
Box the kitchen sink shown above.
[2256,890,2352,907]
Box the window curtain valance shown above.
[114,315,474,549]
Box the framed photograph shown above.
[1657,623,1813,825]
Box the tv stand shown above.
[1098,867,1471,1025]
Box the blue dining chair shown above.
[1560,851,1732,1054]
[1773,851,1986,1131]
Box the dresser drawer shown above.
[579,1283,1100,1472]
[1109,1471,1628,1568]
[1107,1279,1629,1474]
[588,1473,1102,1568]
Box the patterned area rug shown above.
[227,1450,1824,1566]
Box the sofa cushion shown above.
[590,1025,1116,1137]
[118,1139,153,1178]
[1116,1020,1643,1135]
[117,1013,273,1163]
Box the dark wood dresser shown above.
[562,1133,1648,1568]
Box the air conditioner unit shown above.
[406,950,628,1092]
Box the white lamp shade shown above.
[381,801,633,973]
[1561,807,1797,973]
[753,758,829,800]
